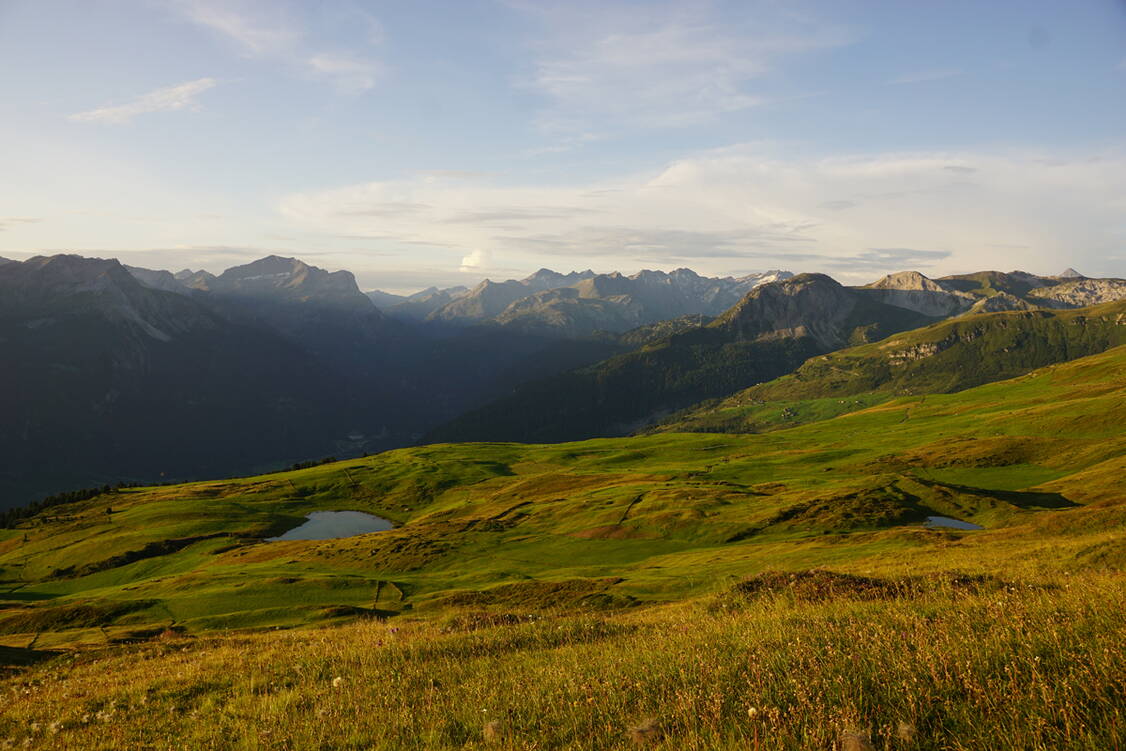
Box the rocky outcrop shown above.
[125,265,190,296]
[1026,278,1126,309]
[967,292,1034,314]
[717,274,857,348]
[715,273,928,350]
[859,271,976,317]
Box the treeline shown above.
[285,456,340,472]
[0,485,115,529]
[1,456,353,529]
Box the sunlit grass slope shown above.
[655,300,1126,434]
[1,574,1123,750]
[0,345,1122,651]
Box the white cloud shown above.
[459,248,493,273]
[307,53,382,94]
[889,69,963,85]
[69,78,217,124]
[279,145,1126,282]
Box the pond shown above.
[924,516,983,531]
[267,511,393,541]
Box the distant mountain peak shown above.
[220,255,307,280]
[863,270,945,292]
[1058,267,1085,279]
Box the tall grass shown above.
[2,573,1123,750]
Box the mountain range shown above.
[369,267,792,337]
[0,253,1122,508]
[427,268,1125,443]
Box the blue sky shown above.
[1,0,1124,291]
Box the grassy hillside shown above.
[1,347,1124,748]
[1,345,1123,644]
[656,300,1126,434]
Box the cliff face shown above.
[1027,278,1126,309]
[716,274,861,348]
[859,271,977,317]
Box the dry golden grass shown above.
[2,572,1123,750]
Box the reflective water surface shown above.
[268,510,393,541]
[924,516,983,530]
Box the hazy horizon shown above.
[2,0,1124,291]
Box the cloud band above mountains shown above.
[279,145,1126,282]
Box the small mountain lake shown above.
[268,511,393,541]
[925,516,983,531]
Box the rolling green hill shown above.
[655,300,1126,434]
[2,344,1123,647]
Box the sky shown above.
[1,0,1124,292]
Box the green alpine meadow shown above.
[3,332,1124,749]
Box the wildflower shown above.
[332,676,344,688]
[747,706,759,718]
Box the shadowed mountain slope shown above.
[0,255,357,504]
[426,274,935,443]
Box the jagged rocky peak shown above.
[522,268,596,289]
[125,265,190,295]
[738,269,793,285]
[1057,267,1085,279]
[16,253,137,293]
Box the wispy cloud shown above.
[889,68,962,85]
[176,1,382,93]
[0,217,43,230]
[69,78,217,124]
[178,0,298,56]
[514,2,851,135]
[279,145,1126,282]
[306,53,382,94]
